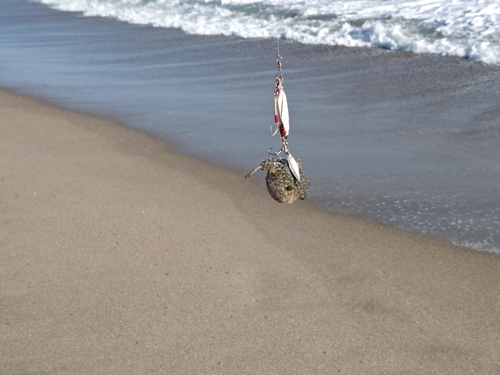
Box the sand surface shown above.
[1,89,499,374]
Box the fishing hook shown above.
[268,146,283,156]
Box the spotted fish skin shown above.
[246,156,310,204]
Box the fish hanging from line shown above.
[245,55,310,204]
[245,156,309,204]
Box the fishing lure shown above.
[245,55,310,204]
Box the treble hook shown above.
[269,123,279,136]
[267,146,283,156]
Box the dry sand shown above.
[1,89,499,374]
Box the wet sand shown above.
[1,89,499,374]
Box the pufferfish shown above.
[245,156,310,204]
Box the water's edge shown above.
[3,0,500,253]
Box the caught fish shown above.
[245,54,309,203]
[245,156,310,204]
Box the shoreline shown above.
[3,85,494,256]
[2,88,500,373]
[3,0,500,253]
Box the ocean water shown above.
[35,0,500,66]
[2,0,500,253]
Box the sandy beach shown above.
[1,88,499,374]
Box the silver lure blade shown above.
[287,152,301,182]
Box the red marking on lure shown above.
[279,125,287,138]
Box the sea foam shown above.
[35,0,500,65]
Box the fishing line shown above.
[274,2,280,58]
